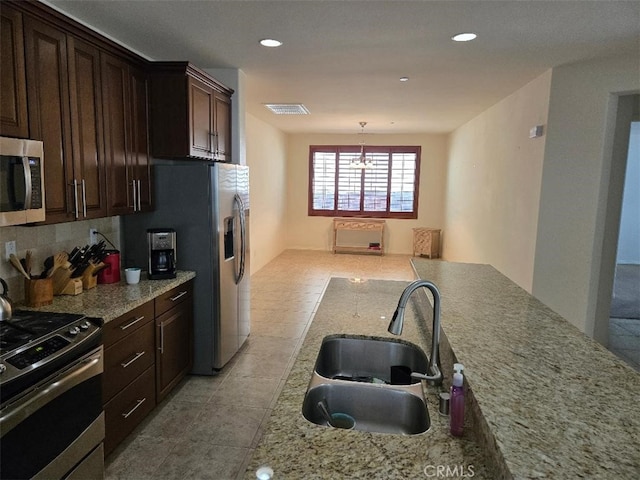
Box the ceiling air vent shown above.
[264,103,310,115]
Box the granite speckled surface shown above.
[19,271,195,322]
[411,260,640,479]
[245,277,494,479]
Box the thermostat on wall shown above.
[529,125,544,138]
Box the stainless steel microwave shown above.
[0,137,46,226]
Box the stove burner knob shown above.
[0,364,6,374]
[68,326,80,336]
[79,321,90,331]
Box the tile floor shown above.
[609,318,640,371]
[104,250,639,479]
[104,250,415,480]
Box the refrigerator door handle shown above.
[233,193,246,284]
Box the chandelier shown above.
[350,121,373,169]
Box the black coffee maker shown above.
[147,228,177,280]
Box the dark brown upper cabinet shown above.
[3,0,151,223]
[149,62,233,162]
[0,4,29,138]
[101,53,152,216]
[23,16,107,223]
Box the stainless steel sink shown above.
[313,335,429,385]
[301,383,430,434]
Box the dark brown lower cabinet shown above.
[102,281,193,457]
[156,284,193,402]
[103,366,155,456]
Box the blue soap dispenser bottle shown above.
[450,363,465,437]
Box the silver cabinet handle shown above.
[70,179,79,218]
[122,398,146,419]
[120,315,145,331]
[81,178,87,217]
[121,351,145,368]
[132,180,138,212]
[137,179,142,211]
[158,322,164,354]
[169,291,187,302]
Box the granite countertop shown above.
[245,277,494,479]
[19,270,195,323]
[410,259,640,478]
[246,260,640,479]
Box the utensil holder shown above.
[24,278,53,307]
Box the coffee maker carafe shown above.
[148,228,177,280]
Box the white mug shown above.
[125,268,141,285]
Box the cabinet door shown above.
[67,37,107,219]
[213,91,231,162]
[102,53,133,216]
[156,300,193,402]
[0,5,28,138]
[188,77,214,159]
[130,66,152,212]
[24,16,75,223]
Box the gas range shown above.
[0,310,102,405]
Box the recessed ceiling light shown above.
[400,77,409,82]
[452,32,477,42]
[264,104,310,115]
[260,38,282,47]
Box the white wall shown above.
[617,121,640,264]
[532,55,640,339]
[245,113,288,274]
[443,71,552,292]
[285,133,448,254]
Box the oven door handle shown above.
[0,347,103,437]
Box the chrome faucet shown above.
[388,280,443,385]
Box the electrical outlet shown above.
[90,228,98,245]
[5,241,16,261]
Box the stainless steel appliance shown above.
[0,136,45,226]
[0,310,104,479]
[148,228,177,280]
[124,161,249,372]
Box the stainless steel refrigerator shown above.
[123,161,250,373]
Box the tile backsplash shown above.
[0,217,121,303]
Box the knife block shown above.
[52,267,71,294]
[24,278,53,307]
[81,262,104,290]
[60,278,83,295]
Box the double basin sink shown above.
[302,334,431,435]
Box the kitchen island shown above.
[245,260,640,478]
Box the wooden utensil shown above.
[9,254,30,279]
[25,250,33,277]
[47,252,69,278]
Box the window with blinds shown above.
[309,145,420,218]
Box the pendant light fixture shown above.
[350,122,372,169]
